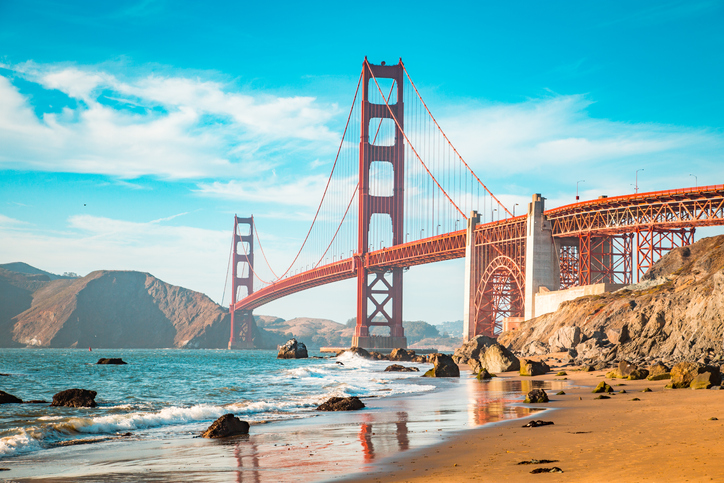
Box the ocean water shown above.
[0,349,436,459]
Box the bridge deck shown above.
[233,186,724,312]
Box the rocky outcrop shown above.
[316,396,365,411]
[520,359,549,376]
[384,364,419,372]
[423,353,460,377]
[389,348,415,362]
[201,414,249,438]
[96,358,127,365]
[499,236,724,365]
[548,326,581,352]
[480,343,520,373]
[0,390,22,404]
[452,335,496,364]
[277,339,308,359]
[51,389,97,408]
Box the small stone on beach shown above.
[531,467,564,474]
[522,420,554,428]
[518,459,558,465]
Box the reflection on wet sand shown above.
[18,376,569,482]
[235,441,260,483]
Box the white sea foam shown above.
[0,429,43,457]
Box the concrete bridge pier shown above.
[524,194,560,320]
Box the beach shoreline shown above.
[341,359,724,483]
[0,352,552,482]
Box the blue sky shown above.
[1,0,723,324]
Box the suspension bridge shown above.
[226,58,724,350]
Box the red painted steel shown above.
[355,59,406,344]
[545,185,724,236]
[229,216,254,349]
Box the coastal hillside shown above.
[499,235,724,364]
[1,269,232,348]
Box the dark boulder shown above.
[369,351,388,361]
[524,389,549,403]
[384,364,419,372]
[519,358,550,376]
[0,390,22,404]
[96,358,127,365]
[422,353,460,378]
[411,355,426,363]
[389,348,415,362]
[51,389,97,408]
[201,414,249,438]
[477,368,493,380]
[277,339,308,359]
[316,396,365,411]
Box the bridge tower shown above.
[229,215,255,349]
[353,59,407,349]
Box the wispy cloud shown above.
[0,62,340,180]
[439,94,723,180]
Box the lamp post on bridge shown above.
[690,174,698,188]
[576,180,585,201]
[513,203,519,216]
[635,169,644,194]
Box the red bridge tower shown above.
[353,59,407,349]
[229,215,255,349]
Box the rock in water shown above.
[337,347,372,359]
[201,414,249,438]
[384,364,419,372]
[452,335,496,364]
[519,358,550,376]
[51,389,97,408]
[524,389,549,403]
[422,353,460,377]
[480,343,520,373]
[0,390,22,404]
[316,396,365,411]
[277,339,308,359]
[96,358,127,365]
[389,348,416,362]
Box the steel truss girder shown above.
[546,185,724,237]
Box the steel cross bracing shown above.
[545,185,724,236]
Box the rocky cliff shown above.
[499,235,724,365]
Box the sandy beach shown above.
[343,360,724,483]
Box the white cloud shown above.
[438,95,720,177]
[0,62,340,180]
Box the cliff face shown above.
[1,269,233,349]
[499,235,724,363]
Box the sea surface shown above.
[0,349,437,457]
[0,349,562,482]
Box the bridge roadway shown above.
[233,185,724,314]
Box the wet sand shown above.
[1,375,562,482]
[342,360,724,483]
